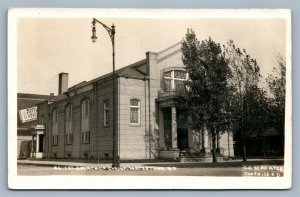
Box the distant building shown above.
[34,43,234,160]
[17,93,53,159]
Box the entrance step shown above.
[180,156,233,163]
[179,151,233,163]
[180,157,213,163]
[159,150,180,160]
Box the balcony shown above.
[158,90,177,101]
[157,77,187,105]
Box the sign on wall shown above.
[19,106,37,123]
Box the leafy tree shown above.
[223,40,263,161]
[243,86,270,140]
[266,55,286,152]
[180,29,232,162]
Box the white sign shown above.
[19,106,37,123]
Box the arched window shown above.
[81,99,90,143]
[65,104,73,144]
[52,108,58,145]
[163,69,187,92]
[130,99,140,125]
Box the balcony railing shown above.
[158,90,177,100]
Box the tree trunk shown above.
[212,129,218,163]
[242,138,247,162]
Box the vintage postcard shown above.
[8,8,292,189]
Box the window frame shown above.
[163,69,188,92]
[52,135,58,146]
[81,131,90,143]
[130,99,141,126]
[65,133,73,145]
[53,108,58,123]
[40,114,44,125]
[52,108,59,146]
[81,99,90,144]
[81,99,89,117]
[66,104,72,120]
[65,104,73,145]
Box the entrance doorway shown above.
[38,134,44,152]
[177,128,188,150]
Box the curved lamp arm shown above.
[91,18,115,43]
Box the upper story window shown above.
[162,69,188,92]
[53,108,58,123]
[39,114,45,125]
[52,108,58,145]
[81,99,90,143]
[82,99,89,117]
[130,99,140,125]
[66,104,72,120]
[65,104,73,144]
[103,100,110,127]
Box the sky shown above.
[17,17,286,95]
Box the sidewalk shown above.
[17,159,177,168]
[17,158,284,168]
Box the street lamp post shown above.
[91,18,120,168]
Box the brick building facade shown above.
[36,43,234,160]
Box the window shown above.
[52,109,58,146]
[65,104,73,144]
[81,131,90,143]
[66,133,73,145]
[82,99,89,117]
[174,70,186,79]
[53,108,58,122]
[40,115,44,125]
[66,104,72,119]
[81,99,90,143]
[103,101,110,126]
[52,135,58,146]
[163,71,172,77]
[130,99,140,125]
[163,69,187,92]
[85,100,89,116]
